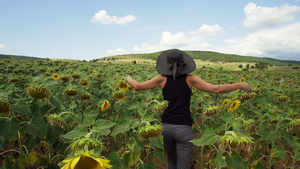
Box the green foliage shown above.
[0,54,45,60]
[255,62,269,71]
[106,50,300,66]
[0,58,299,168]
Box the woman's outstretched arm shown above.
[187,75,254,94]
[125,75,166,91]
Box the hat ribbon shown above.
[168,61,186,80]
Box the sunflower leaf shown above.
[190,127,221,146]
[108,152,124,169]
[62,125,88,140]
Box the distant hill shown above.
[0,54,45,60]
[103,50,300,66]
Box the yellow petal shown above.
[70,157,81,169]
[61,159,73,169]
[94,158,113,169]
[83,151,91,157]
[62,159,72,163]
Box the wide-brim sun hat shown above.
[156,49,196,76]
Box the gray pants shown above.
[162,123,194,169]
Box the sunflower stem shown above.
[17,131,23,155]
[200,146,204,169]
[0,149,20,156]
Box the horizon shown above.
[1,0,300,61]
[1,50,300,63]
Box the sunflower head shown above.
[48,114,65,129]
[220,99,231,109]
[96,73,102,79]
[228,100,241,112]
[52,73,60,80]
[61,151,112,169]
[69,138,102,152]
[243,119,255,133]
[82,93,91,101]
[241,93,256,100]
[277,95,290,102]
[65,88,78,96]
[9,78,19,83]
[72,73,81,79]
[152,100,169,112]
[27,86,50,100]
[79,79,90,86]
[203,106,220,118]
[117,81,130,91]
[138,124,162,140]
[287,119,300,132]
[101,100,111,111]
[60,76,71,82]
[240,77,246,82]
[113,91,126,101]
[0,99,10,115]
[219,131,253,153]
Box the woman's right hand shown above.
[239,83,254,94]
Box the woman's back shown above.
[162,74,193,126]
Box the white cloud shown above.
[197,24,224,36]
[107,47,129,55]
[91,10,137,25]
[132,24,224,53]
[243,2,300,28]
[110,22,300,61]
[160,31,188,46]
[113,24,224,54]
[219,22,300,60]
[0,44,4,50]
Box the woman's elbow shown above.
[210,86,223,94]
[132,84,143,91]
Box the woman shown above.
[125,49,253,169]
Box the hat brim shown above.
[156,49,196,75]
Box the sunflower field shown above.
[0,58,299,169]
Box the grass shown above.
[99,58,258,71]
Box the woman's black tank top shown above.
[161,74,193,126]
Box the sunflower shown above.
[79,79,90,86]
[0,99,10,115]
[48,114,65,129]
[277,95,290,102]
[220,99,231,108]
[52,73,60,80]
[287,119,300,132]
[65,88,78,96]
[240,77,246,82]
[203,106,220,118]
[241,93,256,100]
[113,92,126,101]
[61,151,112,169]
[152,100,168,112]
[27,86,50,100]
[117,81,130,91]
[82,93,91,101]
[139,124,162,140]
[228,100,241,112]
[60,76,71,82]
[219,131,253,153]
[101,100,110,111]
[69,138,102,152]
[92,70,97,74]
[72,73,81,79]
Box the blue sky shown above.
[1,0,300,61]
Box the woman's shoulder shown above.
[186,74,202,84]
[186,74,197,80]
